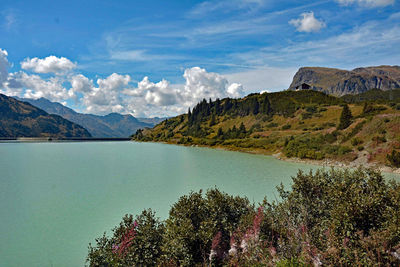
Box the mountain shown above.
[136,117,167,125]
[0,94,91,138]
[132,89,400,169]
[18,97,154,137]
[289,65,400,96]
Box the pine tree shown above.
[209,114,216,127]
[338,104,353,130]
[217,127,224,139]
[239,122,246,134]
[262,94,271,114]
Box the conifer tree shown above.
[338,104,353,130]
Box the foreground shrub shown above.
[87,168,400,266]
[87,209,164,266]
[160,189,253,266]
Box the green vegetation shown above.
[87,168,400,266]
[132,89,400,168]
[337,104,353,130]
[388,150,400,168]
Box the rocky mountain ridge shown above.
[289,65,400,96]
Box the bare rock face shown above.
[289,66,400,96]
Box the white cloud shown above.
[0,48,9,85]
[182,66,229,103]
[0,48,250,117]
[289,12,326,32]
[21,55,76,74]
[82,73,131,114]
[121,67,247,117]
[336,0,394,7]
[70,74,93,93]
[17,72,69,101]
[226,83,244,98]
[124,76,179,106]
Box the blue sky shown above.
[0,0,399,117]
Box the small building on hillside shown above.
[295,83,311,91]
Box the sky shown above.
[0,0,399,117]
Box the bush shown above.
[387,150,400,167]
[282,124,291,130]
[87,169,400,266]
[266,122,278,128]
[87,209,164,267]
[161,189,252,266]
[351,137,362,146]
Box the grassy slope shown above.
[133,90,400,169]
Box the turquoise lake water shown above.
[0,141,399,266]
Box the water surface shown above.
[0,142,398,266]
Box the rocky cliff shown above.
[289,65,400,96]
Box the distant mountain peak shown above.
[19,97,157,137]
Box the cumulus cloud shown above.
[226,83,244,98]
[17,72,69,101]
[21,55,76,74]
[0,48,247,117]
[125,77,179,106]
[82,73,131,114]
[182,66,229,103]
[289,12,326,33]
[70,74,93,93]
[336,0,394,7]
[121,67,246,116]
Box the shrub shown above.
[266,122,278,128]
[87,169,400,266]
[161,189,252,266]
[351,137,362,146]
[387,150,400,167]
[87,209,164,267]
[282,124,291,130]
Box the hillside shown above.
[132,89,400,170]
[289,65,400,96]
[0,94,91,138]
[18,97,154,137]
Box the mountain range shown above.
[289,65,400,96]
[0,94,91,138]
[17,97,164,137]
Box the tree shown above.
[338,104,353,130]
[217,127,224,139]
[209,114,216,127]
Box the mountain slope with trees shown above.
[132,89,400,170]
[0,94,91,138]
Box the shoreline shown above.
[137,140,400,175]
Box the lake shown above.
[0,141,399,266]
